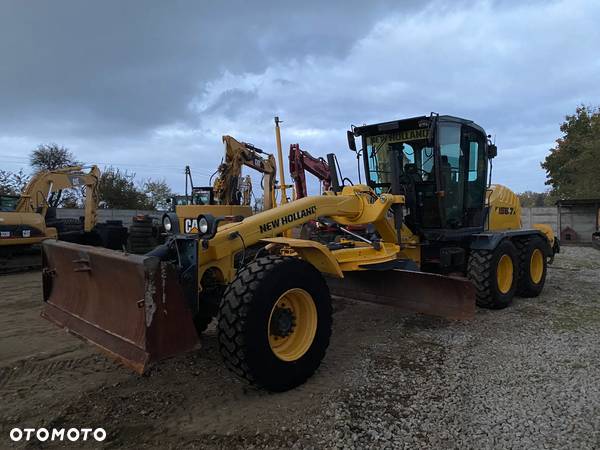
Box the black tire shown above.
[467,239,519,309]
[128,220,157,254]
[49,218,83,234]
[129,226,153,236]
[217,255,332,392]
[515,237,548,298]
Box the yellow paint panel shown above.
[487,184,521,231]
[261,237,343,277]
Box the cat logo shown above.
[184,218,198,233]
[495,206,516,215]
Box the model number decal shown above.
[495,207,517,215]
[259,206,317,234]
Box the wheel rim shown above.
[268,288,317,362]
[496,254,513,294]
[530,248,544,284]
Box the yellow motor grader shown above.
[41,114,558,392]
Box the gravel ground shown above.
[0,246,599,449]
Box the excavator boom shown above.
[213,136,277,210]
[289,144,331,199]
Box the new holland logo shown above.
[184,218,198,233]
[369,128,429,145]
[259,206,317,234]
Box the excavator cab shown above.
[354,115,492,237]
[0,195,19,212]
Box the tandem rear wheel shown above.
[468,236,550,309]
[515,236,548,298]
[467,239,519,309]
[217,255,333,392]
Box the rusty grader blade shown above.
[326,269,476,320]
[41,240,199,373]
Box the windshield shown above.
[0,195,19,212]
[366,128,433,193]
[173,191,211,206]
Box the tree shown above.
[30,143,79,172]
[97,167,146,209]
[141,178,173,210]
[0,170,13,196]
[0,169,30,196]
[542,105,600,199]
[517,191,555,207]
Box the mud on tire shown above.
[217,255,332,392]
[467,239,519,309]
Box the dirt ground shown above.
[1,246,599,449]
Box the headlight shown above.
[198,216,209,235]
[162,215,172,232]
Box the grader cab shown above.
[41,114,558,391]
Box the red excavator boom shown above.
[289,144,331,199]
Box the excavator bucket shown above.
[41,240,199,373]
[326,269,476,320]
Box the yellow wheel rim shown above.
[496,254,513,294]
[530,249,544,284]
[268,288,317,362]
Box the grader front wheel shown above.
[217,255,332,392]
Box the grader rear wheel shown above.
[217,255,332,392]
[467,240,519,309]
[516,237,548,298]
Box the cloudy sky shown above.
[1,0,599,196]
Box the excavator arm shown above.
[16,166,100,232]
[289,144,331,199]
[213,136,277,210]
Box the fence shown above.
[55,208,160,228]
[520,207,558,235]
[55,205,598,244]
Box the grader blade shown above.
[326,269,476,320]
[41,240,199,373]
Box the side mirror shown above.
[487,144,497,159]
[347,130,357,152]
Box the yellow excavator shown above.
[162,135,277,235]
[41,114,558,392]
[0,165,126,272]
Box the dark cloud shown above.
[0,0,404,135]
[0,0,598,194]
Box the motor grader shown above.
[41,114,558,392]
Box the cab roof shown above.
[353,115,487,137]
